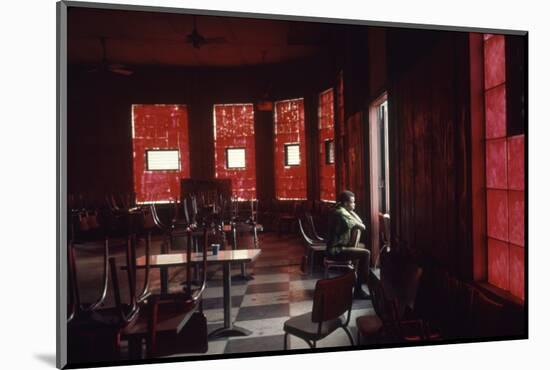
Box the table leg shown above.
[233,226,254,281]
[160,241,168,295]
[208,262,252,339]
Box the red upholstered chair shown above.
[283,270,355,349]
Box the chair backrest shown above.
[305,211,323,240]
[181,197,191,224]
[311,270,355,323]
[298,218,315,245]
[250,199,258,222]
[471,289,504,337]
[350,228,362,248]
[109,255,140,326]
[379,213,391,247]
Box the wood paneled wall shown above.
[387,30,472,278]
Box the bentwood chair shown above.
[305,211,324,242]
[323,228,363,279]
[283,270,355,349]
[120,228,209,359]
[298,218,326,275]
[355,271,394,344]
[67,217,144,363]
[356,265,427,345]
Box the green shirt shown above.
[327,206,361,255]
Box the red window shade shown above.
[132,104,190,204]
[274,98,307,200]
[336,71,346,193]
[483,34,525,301]
[213,104,256,200]
[318,89,335,201]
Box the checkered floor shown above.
[73,231,375,359]
[174,232,375,357]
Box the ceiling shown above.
[67,7,342,67]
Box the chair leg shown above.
[311,341,316,349]
[357,329,361,345]
[284,332,289,350]
[343,326,355,346]
[309,250,314,275]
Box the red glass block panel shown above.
[488,238,510,291]
[274,99,307,200]
[319,89,335,201]
[486,138,507,189]
[507,135,525,190]
[484,35,506,90]
[487,189,508,242]
[508,190,525,247]
[132,105,190,204]
[483,33,495,41]
[485,84,507,139]
[336,71,346,192]
[213,104,256,200]
[509,244,525,301]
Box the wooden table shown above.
[135,249,262,339]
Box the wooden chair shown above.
[68,210,111,313]
[298,218,326,275]
[323,228,362,279]
[356,272,389,344]
[471,289,504,338]
[356,271,427,345]
[120,227,209,359]
[67,226,143,363]
[278,201,298,236]
[305,211,324,242]
[283,270,355,349]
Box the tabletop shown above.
[135,249,261,268]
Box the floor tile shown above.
[203,284,248,299]
[289,301,314,317]
[253,266,290,275]
[241,291,290,307]
[225,334,285,354]
[248,273,291,285]
[229,316,290,338]
[245,282,290,294]
[288,289,314,302]
[203,307,240,323]
[202,295,244,310]
[290,279,317,291]
[236,303,290,321]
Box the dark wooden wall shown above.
[67,55,338,203]
[387,29,472,279]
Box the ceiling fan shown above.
[87,37,133,76]
[185,15,227,49]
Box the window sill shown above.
[473,281,524,308]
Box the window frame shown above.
[225,147,247,169]
[284,143,301,167]
[145,148,181,172]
